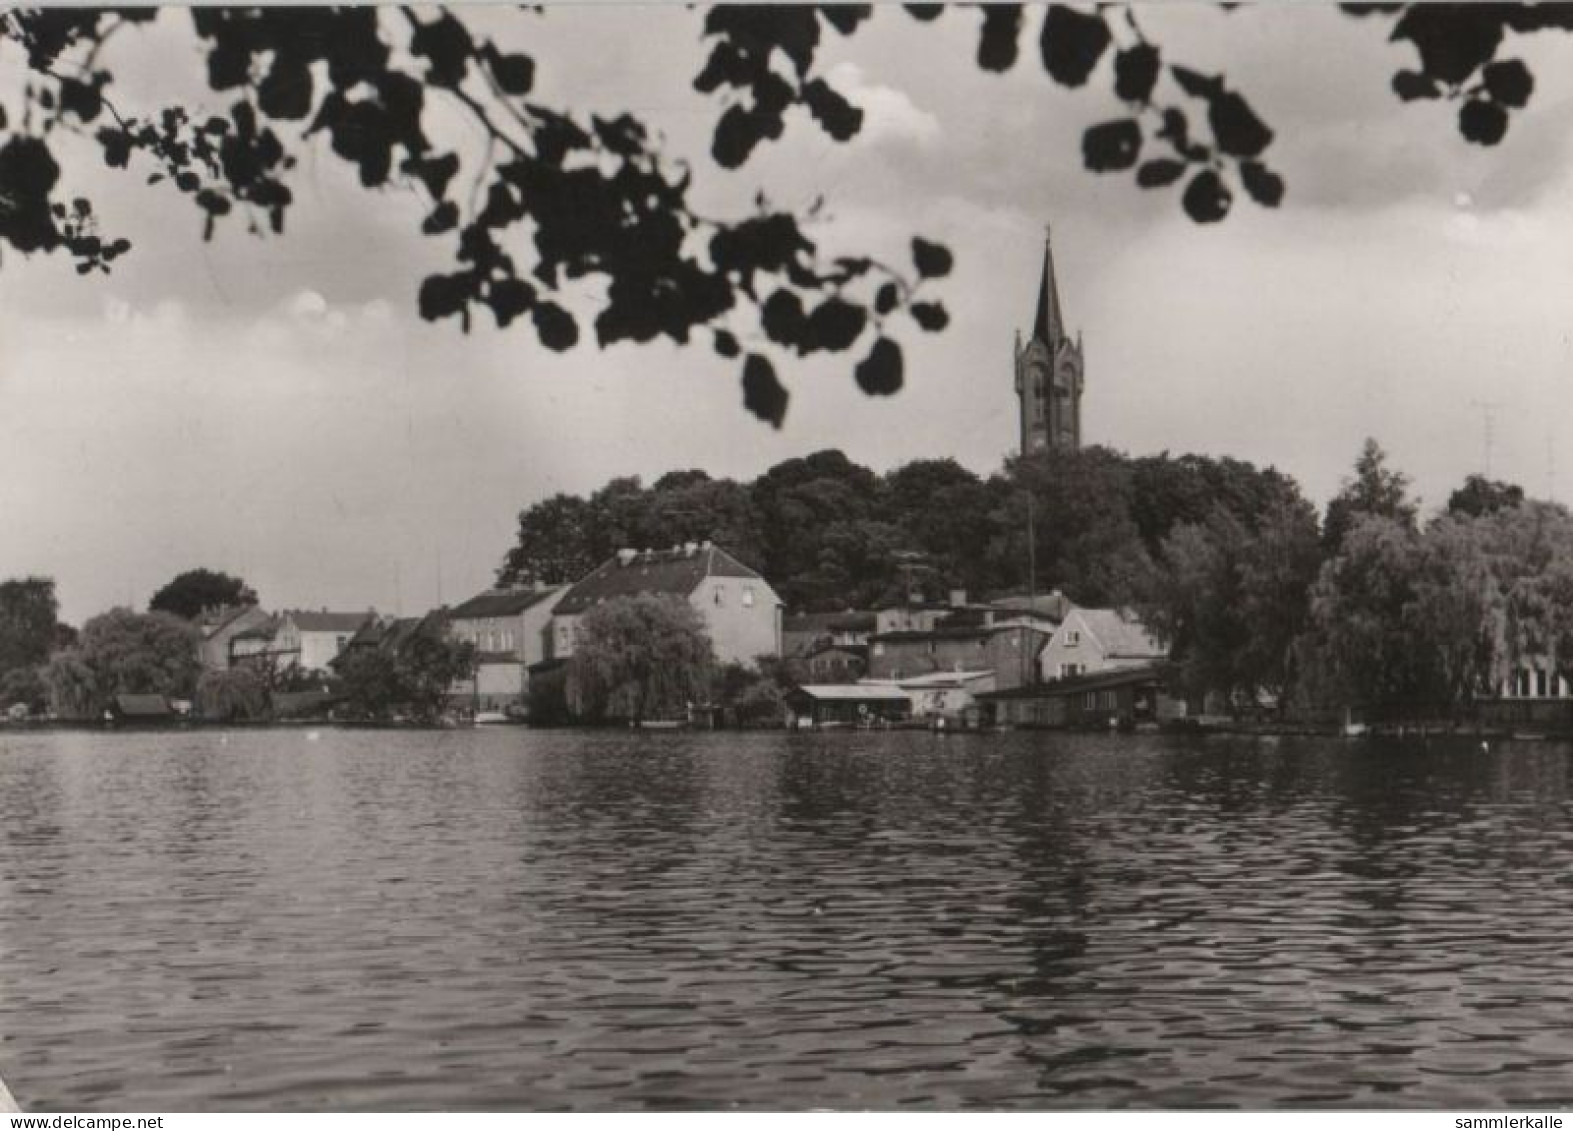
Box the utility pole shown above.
[1471,399,1502,478]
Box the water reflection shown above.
[2,729,1573,1109]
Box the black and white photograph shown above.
[3,1,1573,1116]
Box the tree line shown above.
[500,439,1569,717]
[3,439,1567,723]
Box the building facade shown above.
[1038,607,1167,683]
[551,543,782,668]
[1015,226,1084,455]
[445,584,565,712]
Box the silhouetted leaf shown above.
[910,301,948,331]
[905,3,943,19]
[1114,43,1160,103]
[409,12,473,88]
[802,79,863,142]
[488,278,535,328]
[977,5,1022,72]
[875,282,899,315]
[488,50,535,96]
[1181,168,1231,223]
[407,152,459,201]
[1136,158,1186,188]
[804,295,867,352]
[422,200,458,235]
[1391,5,1503,87]
[419,272,470,322]
[1082,118,1142,172]
[98,127,131,169]
[1239,161,1284,207]
[1208,91,1273,158]
[1459,97,1508,145]
[58,78,102,123]
[911,236,953,279]
[259,56,313,120]
[533,301,579,351]
[819,5,872,36]
[762,288,807,347]
[1482,58,1532,107]
[1392,69,1441,101]
[1170,65,1220,100]
[713,328,741,359]
[1040,5,1110,88]
[712,103,764,169]
[855,337,904,396]
[742,353,789,427]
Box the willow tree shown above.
[566,594,715,723]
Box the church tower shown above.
[1015,226,1084,455]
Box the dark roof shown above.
[554,545,765,616]
[806,643,868,662]
[286,610,373,633]
[871,627,990,644]
[113,693,171,718]
[198,604,260,635]
[783,610,877,634]
[978,663,1169,701]
[450,585,562,620]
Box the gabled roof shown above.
[285,610,373,633]
[450,585,563,620]
[198,604,262,636]
[788,684,910,703]
[1067,608,1166,660]
[553,545,767,616]
[230,615,281,643]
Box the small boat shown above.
[474,711,512,725]
[635,718,687,730]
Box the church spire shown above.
[1032,224,1066,348]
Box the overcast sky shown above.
[4,4,1573,625]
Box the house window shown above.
[714,587,725,606]
[1537,669,1549,698]
[1060,663,1082,679]
[873,643,884,656]
[1065,630,1081,647]
[743,587,755,607]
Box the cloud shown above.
[827,62,942,148]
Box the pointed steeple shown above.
[1032,224,1066,348]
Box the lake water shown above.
[2,728,1572,1110]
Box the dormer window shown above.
[1065,629,1080,647]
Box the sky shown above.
[3,4,1573,625]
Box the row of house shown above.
[193,540,785,716]
[190,535,1573,728]
[781,587,1179,729]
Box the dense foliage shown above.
[337,622,476,723]
[500,445,1311,613]
[0,577,62,711]
[149,568,258,620]
[0,6,1557,423]
[565,594,716,723]
[40,606,201,718]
